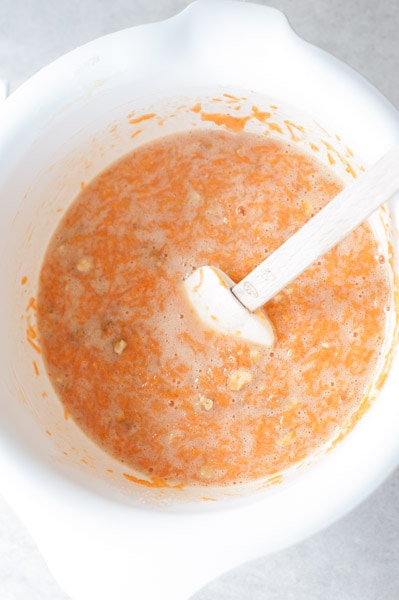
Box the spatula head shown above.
[183,265,275,347]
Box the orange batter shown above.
[37,130,390,486]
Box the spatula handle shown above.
[232,144,399,312]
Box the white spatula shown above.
[184,144,399,347]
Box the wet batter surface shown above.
[37,130,390,486]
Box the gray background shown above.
[1,0,399,598]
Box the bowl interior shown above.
[1,86,398,507]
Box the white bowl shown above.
[1,2,399,599]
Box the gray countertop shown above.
[1,1,399,599]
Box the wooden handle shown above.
[232,144,399,312]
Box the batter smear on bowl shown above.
[37,129,391,486]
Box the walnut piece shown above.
[76,257,93,273]
[197,395,213,411]
[113,339,127,355]
[228,369,252,391]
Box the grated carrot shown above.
[36,129,391,488]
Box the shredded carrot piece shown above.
[200,112,251,132]
[26,296,37,312]
[130,129,143,139]
[123,472,183,489]
[128,113,156,125]
[251,105,271,122]
[190,102,202,113]
[27,337,41,354]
